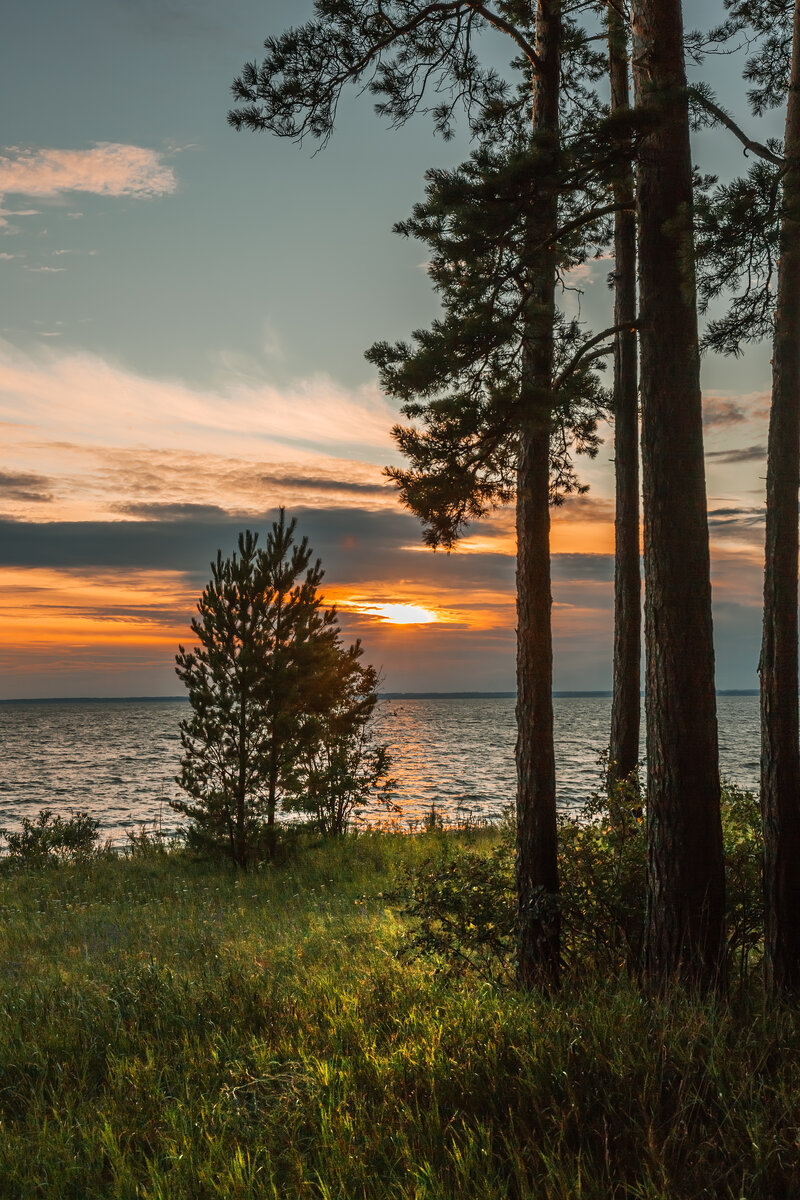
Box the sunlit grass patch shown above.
[0,831,795,1198]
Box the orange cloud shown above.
[0,568,190,658]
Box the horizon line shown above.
[0,689,760,703]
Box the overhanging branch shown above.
[690,88,785,168]
[465,2,542,72]
[554,322,636,388]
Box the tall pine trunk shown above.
[516,0,561,990]
[608,4,641,786]
[631,0,725,988]
[761,0,800,995]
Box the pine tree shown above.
[693,0,800,992]
[607,2,640,789]
[173,512,341,866]
[229,0,634,985]
[367,126,624,987]
[632,0,725,988]
[285,644,396,836]
[761,0,800,994]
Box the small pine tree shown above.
[172,511,342,866]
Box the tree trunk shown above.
[515,0,561,990]
[631,0,725,988]
[608,3,641,787]
[761,0,800,995]
[236,698,248,869]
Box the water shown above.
[0,695,761,843]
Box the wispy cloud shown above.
[706,444,766,465]
[703,395,749,427]
[0,144,177,207]
[0,341,399,485]
[0,470,53,503]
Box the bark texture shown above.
[515,0,561,990]
[608,4,641,786]
[631,0,725,988]
[761,0,800,995]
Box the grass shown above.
[0,831,798,1198]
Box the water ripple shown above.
[0,696,760,841]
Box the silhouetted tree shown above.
[173,512,352,866]
[759,0,800,995]
[607,2,640,788]
[285,646,396,835]
[229,0,633,985]
[368,125,628,986]
[632,0,725,988]
[693,0,800,993]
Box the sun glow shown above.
[339,600,441,625]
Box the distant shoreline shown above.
[0,689,760,703]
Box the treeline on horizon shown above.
[225,0,800,997]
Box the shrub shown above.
[0,808,101,865]
[402,776,764,983]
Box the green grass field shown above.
[0,831,798,1199]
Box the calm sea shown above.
[0,695,761,844]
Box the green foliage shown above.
[689,2,791,356]
[367,137,616,548]
[402,828,516,981]
[699,0,792,116]
[403,779,764,983]
[174,511,341,866]
[282,649,397,836]
[0,839,798,1198]
[174,511,389,865]
[695,157,782,354]
[558,770,646,976]
[0,808,102,866]
[721,781,765,981]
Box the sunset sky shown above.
[0,0,781,698]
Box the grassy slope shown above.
[0,833,799,1199]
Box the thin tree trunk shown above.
[631,0,725,988]
[516,0,561,990]
[608,3,641,787]
[236,698,248,868]
[761,0,800,995]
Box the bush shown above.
[402,828,516,981]
[402,776,764,983]
[558,768,646,975]
[1,808,101,866]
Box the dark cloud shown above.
[112,503,235,522]
[0,470,53,503]
[261,472,394,497]
[712,601,761,690]
[702,397,749,427]
[708,506,764,527]
[0,508,456,579]
[0,510,624,602]
[706,445,766,465]
[551,554,614,582]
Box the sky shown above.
[0,0,782,698]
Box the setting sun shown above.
[340,600,441,625]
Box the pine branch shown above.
[463,2,542,71]
[554,322,635,388]
[690,86,785,167]
[553,201,633,245]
